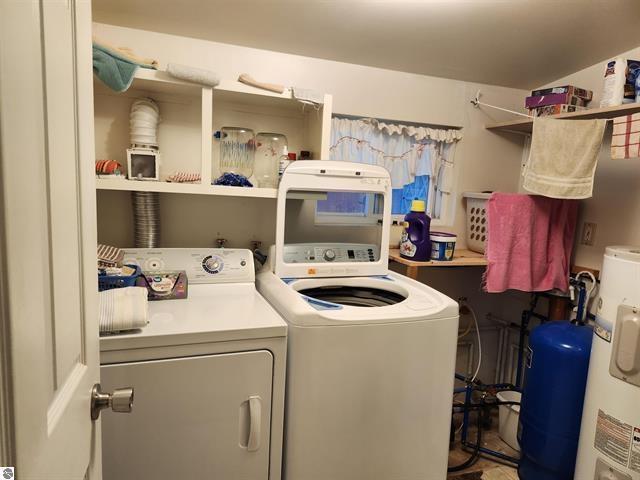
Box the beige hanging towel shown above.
[523,117,607,199]
[611,112,640,159]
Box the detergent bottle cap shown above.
[410,199,426,212]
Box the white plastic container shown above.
[430,232,456,261]
[462,192,491,254]
[497,390,521,452]
[600,57,626,108]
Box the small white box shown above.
[127,147,160,181]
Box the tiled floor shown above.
[448,419,519,480]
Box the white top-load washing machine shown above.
[99,249,287,480]
[257,161,459,480]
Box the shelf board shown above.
[486,102,640,134]
[389,248,486,279]
[96,178,277,198]
[214,80,329,114]
[215,79,292,101]
[94,69,205,98]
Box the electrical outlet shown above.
[581,222,597,246]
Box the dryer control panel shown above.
[123,248,255,284]
[283,243,379,264]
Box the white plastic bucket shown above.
[430,232,457,261]
[496,390,521,452]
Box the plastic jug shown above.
[400,200,431,261]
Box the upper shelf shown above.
[486,102,640,134]
[94,68,206,98]
[96,178,278,199]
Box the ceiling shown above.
[92,0,640,89]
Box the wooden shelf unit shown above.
[485,102,640,134]
[389,248,487,279]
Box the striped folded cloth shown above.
[98,243,124,269]
[167,171,201,183]
[612,113,640,159]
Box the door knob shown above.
[91,383,134,420]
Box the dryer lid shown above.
[274,161,392,279]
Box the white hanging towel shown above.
[99,286,149,334]
[523,117,607,199]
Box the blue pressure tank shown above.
[518,321,593,480]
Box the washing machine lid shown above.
[274,161,391,279]
[257,270,459,326]
[605,246,640,263]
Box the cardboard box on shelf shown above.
[530,85,593,101]
[525,93,586,109]
[528,104,587,117]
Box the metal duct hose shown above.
[131,191,160,248]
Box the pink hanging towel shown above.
[484,193,578,293]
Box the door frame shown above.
[0,167,15,467]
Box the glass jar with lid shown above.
[254,132,288,188]
[218,127,255,179]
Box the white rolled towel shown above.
[99,287,149,334]
[166,63,220,87]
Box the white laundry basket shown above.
[463,192,491,254]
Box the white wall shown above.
[93,22,529,382]
[537,45,640,270]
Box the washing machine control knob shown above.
[203,255,223,274]
[323,249,336,262]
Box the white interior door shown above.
[0,1,102,478]
[101,351,274,480]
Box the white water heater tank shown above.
[575,247,640,480]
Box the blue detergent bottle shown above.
[400,199,431,261]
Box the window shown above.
[319,115,461,225]
[315,191,383,225]
[391,175,429,215]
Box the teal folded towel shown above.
[92,42,156,92]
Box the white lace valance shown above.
[368,118,463,143]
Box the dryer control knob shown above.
[323,249,336,262]
[203,255,223,274]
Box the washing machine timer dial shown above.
[202,255,224,274]
[323,249,336,261]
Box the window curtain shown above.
[329,116,462,217]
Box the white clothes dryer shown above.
[257,161,459,480]
[100,248,287,480]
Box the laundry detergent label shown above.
[399,230,417,258]
[595,409,634,468]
